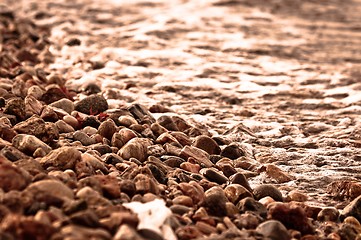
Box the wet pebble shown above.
[118,115,138,127]
[285,190,308,202]
[341,195,361,222]
[74,94,108,115]
[229,172,253,192]
[111,128,137,149]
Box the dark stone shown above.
[253,184,283,202]
[41,87,69,104]
[201,168,228,184]
[237,197,267,218]
[66,38,81,46]
[4,98,26,121]
[128,103,155,124]
[341,195,361,222]
[230,173,253,193]
[74,94,108,115]
[256,220,290,240]
[220,143,245,160]
[193,135,221,155]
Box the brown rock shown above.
[134,173,159,195]
[253,184,283,202]
[56,225,112,240]
[118,138,152,162]
[200,168,228,184]
[172,195,194,207]
[4,97,26,120]
[98,118,117,140]
[341,195,361,222]
[111,128,137,149]
[39,146,81,170]
[229,172,253,192]
[268,202,314,235]
[237,197,267,218]
[114,224,145,240]
[128,103,155,124]
[193,135,221,155]
[26,179,74,201]
[0,214,56,240]
[24,95,43,117]
[224,184,253,204]
[12,134,52,156]
[180,145,213,167]
[118,115,138,127]
[203,186,228,217]
[0,157,31,192]
[178,181,205,206]
[41,86,69,104]
[74,94,108,115]
[266,164,295,183]
[220,142,245,160]
[49,98,74,114]
[256,220,290,240]
[317,207,340,222]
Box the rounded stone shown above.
[193,135,221,155]
[118,138,152,162]
[50,98,74,114]
[256,220,290,240]
[203,186,228,217]
[224,184,253,204]
[253,184,283,202]
[98,119,117,140]
[39,146,81,170]
[220,143,245,160]
[26,179,74,201]
[12,134,52,155]
[317,207,340,222]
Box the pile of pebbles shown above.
[1,5,361,240]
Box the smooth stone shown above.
[172,195,193,207]
[237,197,267,218]
[56,225,112,240]
[76,186,112,207]
[55,120,75,133]
[49,98,74,114]
[162,156,185,168]
[285,190,308,202]
[220,143,245,160]
[118,138,152,162]
[73,130,96,146]
[170,132,192,146]
[114,224,145,240]
[256,220,290,240]
[266,164,295,183]
[253,184,283,202]
[26,179,74,201]
[118,115,138,127]
[193,135,221,155]
[27,85,44,99]
[12,134,52,155]
[111,128,137,149]
[178,181,205,206]
[200,168,228,184]
[39,146,81,170]
[203,186,228,217]
[229,172,253,192]
[224,184,253,204]
[74,94,108,115]
[317,207,340,222]
[341,195,361,222]
[98,118,117,140]
[180,162,200,173]
[156,132,181,145]
[170,204,192,215]
[63,115,79,129]
[40,86,68,104]
[150,122,168,137]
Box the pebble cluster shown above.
[1,4,361,240]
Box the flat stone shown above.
[180,145,213,168]
[12,134,52,155]
[50,98,74,114]
[118,138,152,162]
[26,179,74,201]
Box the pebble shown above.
[12,134,52,156]
[266,164,295,183]
[4,97,26,120]
[111,128,137,149]
[200,168,228,184]
[224,184,253,204]
[118,115,138,127]
[192,135,221,155]
[39,146,81,170]
[118,138,152,162]
[237,197,267,218]
[180,145,213,167]
[253,184,283,202]
[26,179,74,201]
[0,122,17,142]
[49,98,75,114]
[73,130,96,146]
[0,157,31,192]
[203,186,228,216]
[128,103,155,124]
[27,85,44,99]
[285,190,308,202]
[229,172,253,192]
[172,195,194,207]
[24,95,43,117]
[98,118,117,140]
[114,224,144,240]
[178,181,205,206]
[134,173,160,195]
[13,115,59,143]
[74,94,108,115]
[267,202,314,235]
[40,86,69,104]
[220,142,245,160]
[170,132,192,146]
[55,120,75,133]
[317,207,340,222]
[341,195,361,222]
[40,105,59,122]
[255,220,291,240]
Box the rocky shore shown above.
[1,0,361,239]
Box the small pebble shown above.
[74,94,108,115]
[253,184,283,202]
